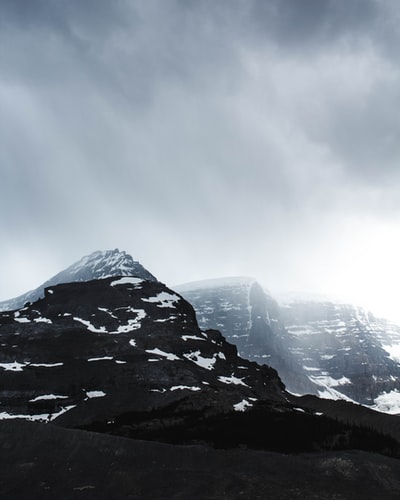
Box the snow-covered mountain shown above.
[177,278,400,413]
[280,298,400,412]
[175,277,319,395]
[0,249,157,312]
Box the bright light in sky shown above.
[270,216,400,324]
[324,219,400,324]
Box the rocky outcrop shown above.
[177,278,400,411]
[0,276,285,430]
[281,300,400,407]
[175,278,318,395]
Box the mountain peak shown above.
[63,249,157,283]
[0,249,157,312]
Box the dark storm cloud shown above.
[1,0,400,305]
[249,0,378,47]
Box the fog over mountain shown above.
[2,1,400,322]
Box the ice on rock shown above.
[14,317,31,323]
[183,351,217,370]
[33,317,52,324]
[73,317,107,333]
[86,390,106,399]
[112,310,146,333]
[110,277,144,287]
[29,394,68,402]
[233,399,253,412]
[0,361,28,371]
[142,292,180,308]
[182,335,206,342]
[369,390,400,415]
[0,405,76,422]
[170,385,201,392]
[145,348,179,361]
[88,356,113,362]
[30,362,63,368]
[383,344,400,363]
[218,374,249,387]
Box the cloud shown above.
[1,0,400,319]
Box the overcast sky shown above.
[2,0,400,320]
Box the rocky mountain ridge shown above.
[177,278,400,412]
[0,249,156,312]
[0,276,286,428]
[175,277,319,395]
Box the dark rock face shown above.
[175,278,318,395]
[0,249,157,312]
[281,300,400,407]
[0,277,285,429]
[177,279,400,411]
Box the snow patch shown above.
[73,317,107,333]
[87,356,113,362]
[142,292,180,308]
[86,390,106,399]
[30,363,63,368]
[383,344,400,363]
[369,390,400,415]
[0,405,76,422]
[14,317,30,323]
[233,399,253,412]
[110,277,144,287]
[183,351,217,370]
[218,374,249,387]
[29,394,68,402]
[170,385,201,392]
[317,387,356,403]
[112,310,146,333]
[0,361,27,371]
[33,317,52,324]
[182,335,206,342]
[310,375,351,387]
[145,348,179,361]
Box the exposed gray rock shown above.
[280,299,400,407]
[176,278,320,395]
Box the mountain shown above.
[0,249,157,312]
[280,298,400,411]
[177,279,400,413]
[175,277,319,395]
[3,268,400,497]
[0,276,286,427]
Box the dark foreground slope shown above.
[2,420,400,500]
